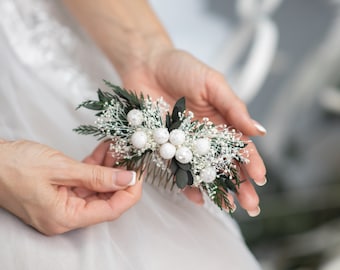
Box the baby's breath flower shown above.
[74,83,250,211]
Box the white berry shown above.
[193,138,211,155]
[153,128,170,144]
[169,129,186,145]
[175,146,193,164]
[127,109,144,126]
[159,143,176,159]
[131,131,148,149]
[200,166,216,183]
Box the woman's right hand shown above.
[0,140,142,235]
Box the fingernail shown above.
[128,171,136,186]
[257,177,267,186]
[115,171,136,187]
[247,206,261,217]
[253,120,267,134]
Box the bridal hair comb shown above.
[74,81,249,211]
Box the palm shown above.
[118,48,266,214]
[122,50,234,126]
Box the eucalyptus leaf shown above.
[169,121,182,131]
[166,113,171,129]
[187,171,194,185]
[172,97,185,122]
[175,168,189,189]
[170,158,178,174]
[177,162,191,171]
[172,109,179,123]
[174,96,185,113]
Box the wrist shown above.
[107,28,173,80]
[63,0,174,81]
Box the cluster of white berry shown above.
[75,85,249,208]
[127,108,217,182]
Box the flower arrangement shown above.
[74,81,249,211]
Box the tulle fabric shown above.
[0,1,261,269]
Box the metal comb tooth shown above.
[129,153,178,191]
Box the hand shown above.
[62,0,265,215]
[0,140,141,235]
[119,49,267,216]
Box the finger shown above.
[235,170,260,216]
[72,187,96,198]
[206,73,267,136]
[103,150,116,167]
[72,178,143,227]
[182,186,204,205]
[54,162,136,192]
[243,141,267,186]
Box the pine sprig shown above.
[76,100,106,111]
[104,80,143,109]
[201,182,233,211]
[73,125,103,137]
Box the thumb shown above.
[58,162,136,192]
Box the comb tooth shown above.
[162,167,169,189]
[149,163,157,185]
[132,153,180,192]
[144,154,153,180]
[139,156,147,173]
[163,166,173,189]
[155,167,161,187]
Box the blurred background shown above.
[150,0,340,269]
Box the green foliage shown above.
[73,125,104,139]
[74,81,247,211]
[166,97,185,131]
[104,80,143,109]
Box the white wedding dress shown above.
[0,1,261,269]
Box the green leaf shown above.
[97,89,106,102]
[177,162,191,171]
[175,168,189,189]
[104,81,142,109]
[169,121,181,131]
[165,113,171,130]
[170,158,178,174]
[187,171,194,186]
[217,175,238,193]
[172,97,185,122]
[76,100,104,111]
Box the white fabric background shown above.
[0,1,261,269]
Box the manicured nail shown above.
[115,171,136,187]
[253,120,267,134]
[247,206,261,217]
[128,171,136,186]
[257,177,267,186]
